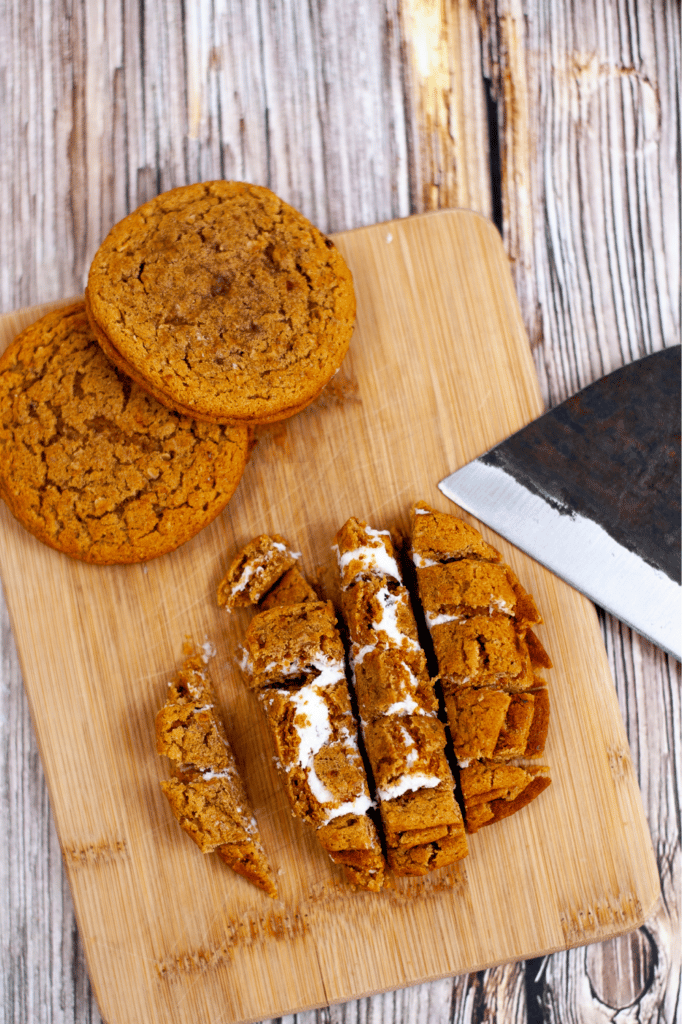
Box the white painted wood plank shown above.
[0,0,678,1021]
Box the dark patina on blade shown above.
[478,347,681,584]
[439,347,681,657]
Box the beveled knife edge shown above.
[439,347,681,660]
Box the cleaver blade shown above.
[439,346,681,660]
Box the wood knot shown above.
[606,744,633,780]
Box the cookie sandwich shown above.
[86,181,356,425]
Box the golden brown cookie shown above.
[258,565,318,609]
[216,533,300,609]
[86,181,356,424]
[156,649,278,897]
[241,594,386,892]
[0,303,249,563]
[334,516,468,876]
[459,761,552,832]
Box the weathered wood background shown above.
[0,0,679,1022]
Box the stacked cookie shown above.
[0,182,355,562]
[85,181,355,426]
[409,502,552,832]
[335,517,468,875]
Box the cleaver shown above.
[439,346,681,660]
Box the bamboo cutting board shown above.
[0,211,659,1024]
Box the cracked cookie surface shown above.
[85,181,356,424]
[0,302,249,563]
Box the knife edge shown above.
[439,459,682,660]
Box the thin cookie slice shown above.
[156,648,277,897]
[240,600,347,690]
[0,303,249,563]
[459,761,552,833]
[86,181,356,425]
[415,560,542,632]
[430,613,537,692]
[240,598,385,891]
[411,500,502,566]
[409,502,552,827]
[335,517,468,876]
[446,686,550,764]
[217,534,301,609]
[259,565,318,610]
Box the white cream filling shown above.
[411,553,440,568]
[309,657,347,688]
[230,559,260,595]
[424,610,461,629]
[199,767,235,781]
[374,723,441,801]
[373,587,421,651]
[261,655,345,686]
[351,642,375,665]
[376,773,441,801]
[262,657,302,677]
[230,543,300,596]
[286,684,369,822]
[322,792,375,822]
[336,531,401,587]
[288,684,333,798]
[384,696,421,716]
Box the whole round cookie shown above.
[0,303,250,563]
[85,181,356,424]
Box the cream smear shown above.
[336,527,401,587]
[288,683,371,822]
[373,587,420,651]
[201,639,217,662]
[199,767,235,782]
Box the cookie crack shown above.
[295,262,313,292]
[84,416,166,455]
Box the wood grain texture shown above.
[0,0,679,1022]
